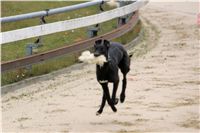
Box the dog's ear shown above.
[103,39,110,48]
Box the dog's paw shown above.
[120,94,125,103]
[96,110,103,116]
[111,106,117,112]
[114,98,119,105]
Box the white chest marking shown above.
[99,80,108,83]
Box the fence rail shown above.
[1,0,147,44]
[1,0,104,23]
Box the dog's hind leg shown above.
[101,83,117,112]
[120,74,127,103]
[112,80,119,105]
[96,92,106,115]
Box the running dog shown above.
[94,39,132,115]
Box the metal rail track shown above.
[1,12,139,72]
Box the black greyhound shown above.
[94,39,132,115]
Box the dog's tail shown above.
[127,52,133,68]
[128,52,133,58]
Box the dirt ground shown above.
[1,1,199,132]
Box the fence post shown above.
[118,1,134,27]
[25,44,34,70]
[87,1,104,38]
[34,16,47,47]
[87,24,99,38]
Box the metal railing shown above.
[1,0,104,23]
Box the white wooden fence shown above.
[1,0,148,44]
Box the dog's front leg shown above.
[101,83,117,113]
[112,81,119,105]
[96,92,106,115]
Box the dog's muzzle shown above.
[94,52,101,57]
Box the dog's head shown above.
[94,39,110,58]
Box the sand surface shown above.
[1,2,199,132]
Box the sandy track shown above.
[1,2,199,132]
